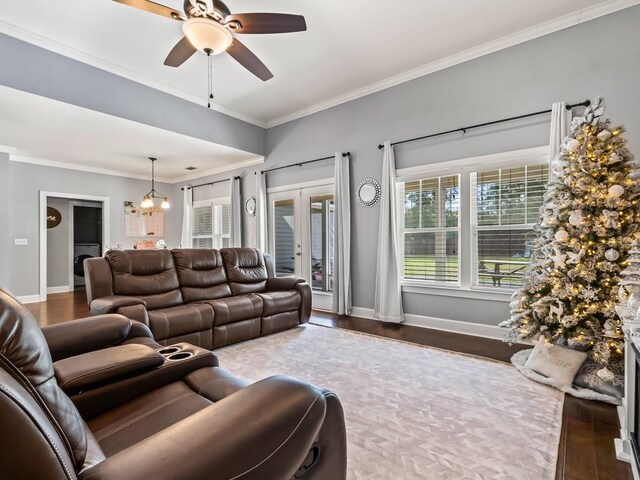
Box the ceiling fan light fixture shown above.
[182,18,233,54]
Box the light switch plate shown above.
[14,238,28,246]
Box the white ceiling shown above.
[0,85,263,182]
[0,1,635,127]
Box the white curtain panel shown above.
[255,172,268,252]
[180,187,193,248]
[332,152,352,315]
[230,176,242,247]
[549,101,570,175]
[373,141,404,323]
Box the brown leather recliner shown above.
[84,248,312,349]
[0,289,347,480]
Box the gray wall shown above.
[7,162,181,296]
[259,6,640,326]
[46,197,70,288]
[0,153,9,292]
[0,33,265,156]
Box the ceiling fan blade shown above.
[224,13,306,34]
[226,39,273,81]
[164,37,197,67]
[112,0,184,21]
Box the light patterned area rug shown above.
[216,324,563,480]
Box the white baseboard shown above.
[16,294,43,304]
[350,306,505,341]
[47,285,72,294]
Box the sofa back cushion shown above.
[171,249,231,302]
[0,289,91,472]
[105,250,182,310]
[221,248,268,295]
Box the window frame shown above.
[192,196,231,249]
[396,146,549,300]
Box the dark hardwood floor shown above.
[27,291,632,480]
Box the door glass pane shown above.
[274,199,295,277]
[310,194,334,292]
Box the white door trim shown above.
[40,191,110,302]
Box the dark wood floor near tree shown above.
[27,292,631,480]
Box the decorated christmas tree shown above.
[501,98,640,387]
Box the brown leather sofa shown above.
[84,248,312,349]
[0,289,347,479]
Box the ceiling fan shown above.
[112,0,307,81]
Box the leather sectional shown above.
[84,248,311,349]
[0,289,347,479]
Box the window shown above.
[192,199,230,249]
[397,147,548,291]
[310,194,334,292]
[399,175,460,284]
[471,165,548,288]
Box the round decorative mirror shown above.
[356,178,381,208]
[245,196,257,217]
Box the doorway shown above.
[39,192,110,302]
[269,183,335,310]
[70,202,103,290]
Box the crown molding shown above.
[0,145,16,154]
[9,153,263,184]
[0,20,267,128]
[10,154,155,181]
[264,0,640,128]
[172,156,264,183]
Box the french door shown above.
[269,184,335,310]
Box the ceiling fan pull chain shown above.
[207,50,214,108]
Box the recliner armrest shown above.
[54,344,164,394]
[266,276,305,291]
[90,296,146,316]
[71,343,218,419]
[79,376,328,480]
[42,315,154,362]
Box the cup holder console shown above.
[166,352,194,361]
[157,345,195,362]
[157,347,181,355]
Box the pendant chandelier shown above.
[141,157,170,209]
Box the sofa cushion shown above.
[171,249,231,302]
[106,250,182,310]
[0,289,90,469]
[257,291,301,317]
[204,294,263,326]
[220,248,268,294]
[213,319,261,348]
[147,304,214,342]
[88,381,212,457]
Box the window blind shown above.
[471,164,548,288]
[400,174,460,283]
[192,201,230,249]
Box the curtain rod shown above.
[181,176,241,191]
[377,99,591,150]
[258,152,351,174]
